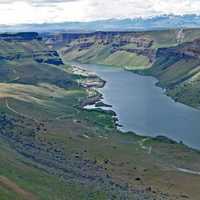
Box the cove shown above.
[74,62,200,150]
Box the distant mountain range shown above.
[2,14,200,32]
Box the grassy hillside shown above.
[102,51,149,68]
[0,32,200,199]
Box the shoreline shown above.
[71,63,199,151]
[72,64,124,129]
[69,59,200,111]
[132,69,200,111]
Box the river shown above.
[73,62,200,149]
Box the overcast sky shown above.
[0,0,200,25]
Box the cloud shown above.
[0,0,76,3]
[88,0,200,19]
[0,0,89,24]
[0,0,200,24]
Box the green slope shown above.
[101,51,149,68]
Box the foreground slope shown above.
[0,32,200,199]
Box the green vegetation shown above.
[0,32,200,200]
[61,45,151,69]
[101,51,149,68]
[0,139,109,200]
[60,45,110,64]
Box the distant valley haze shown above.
[0,0,200,30]
[2,15,200,32]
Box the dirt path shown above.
[0,176,37,200]
[139,138,152,154]
[5,98,39,123]
[10,69,20,82]
[177,168,200,175]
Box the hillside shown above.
[0,32,200,199]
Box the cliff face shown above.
[0,32,63,66]
[44,29,200,69]
[177,39,200,58]
[0,32,76,88]
[157,38,200,59]
[45,31,153,47]
[44,31,156,68]
[48,32,155,51]
[0,32,41,41]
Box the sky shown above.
[0,0,200,25]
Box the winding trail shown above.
[177,168,200,176]
[0,176,37,200]
[138,138,152,154]
[10,69,20,82]
[5,98,39,123]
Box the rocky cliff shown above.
[44,31,157,68]
[0,32,41,41]
[44,29,200,69]
[0,32,63,66]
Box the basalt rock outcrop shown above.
[0,32,42,41]
[0,32,63,65]
[44,31,156,67]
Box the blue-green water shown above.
[77,62,200,149]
